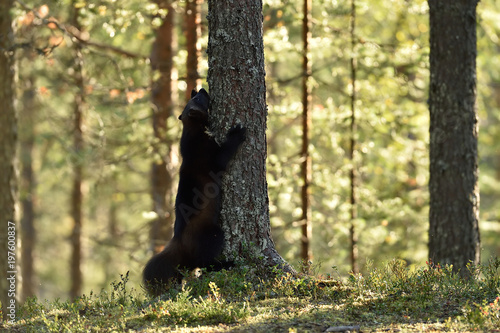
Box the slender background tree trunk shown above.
[185,0,202,100]
[0,0,17,320]
[20,75,37,301]
[428,0,480,275]
[349,0,359,274]
[17,6,38,303]
[150,0,177,254]
[69,4,84,299]
[300,0,312,268]
[207,0,292,271]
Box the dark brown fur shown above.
[143,89,245,296]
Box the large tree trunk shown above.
[428,0,480,275]
[69,4,84,299]
[0,0,17,321]
[207,0,292,271]
[150,0,177,254]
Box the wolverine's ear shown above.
[191,89,197,98]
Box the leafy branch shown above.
[15,0,147,59]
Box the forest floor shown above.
[2,258,500,332]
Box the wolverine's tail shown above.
[142,242,182,296]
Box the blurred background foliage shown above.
[12,0,500,300]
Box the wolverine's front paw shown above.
[227,124,247,143]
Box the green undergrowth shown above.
[2,257,500,332]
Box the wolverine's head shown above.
[178,88,210,123]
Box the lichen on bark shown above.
[206,0,294,273]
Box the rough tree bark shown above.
[150,0,177,254]
[207,0,293,271]
[0,0,16,320]
[428,0,480,275]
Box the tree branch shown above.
[15,0,147,59]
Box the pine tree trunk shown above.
[185,0,202,100]
[69,4,84,299]
[150,1,177,254]
[300,0,312,267]
[17,3,39,303]
[349,0,359,274]
[20,75,37,301]
[0,0,16,320]
[428,0,480,275]
[207,0,293,271]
